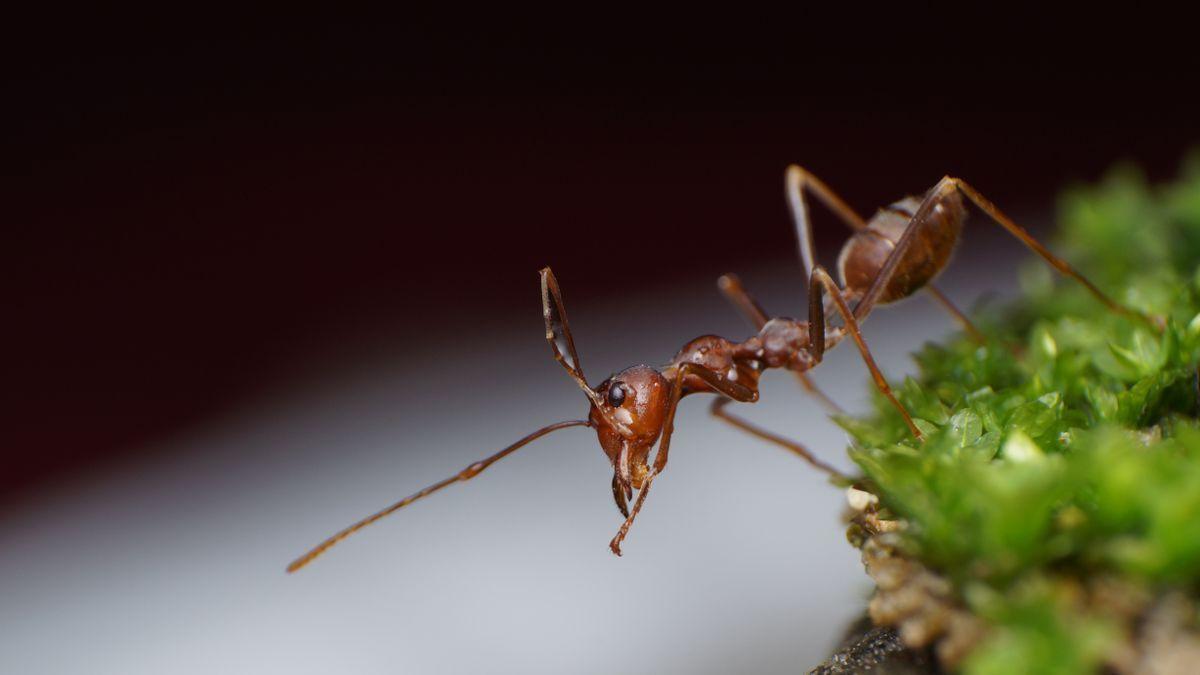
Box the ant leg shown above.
[608,468,658,556]
[717,273,770,328]
[611,473,630,518]
[809,266,924,440]
[609,363,756,555]
[924,286,988,344]
[786,165,985,341]
[287,419,591,572]
[950,178,1162,330]
[850,178,1158,330]
[789,368,846,416]
[656,362,758,472]
[718,273,845,415]
[785,165,867,278]
[710,398,846,479]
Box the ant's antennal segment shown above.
[286,419,591,573]
[541,266,630,435]
[541,267,606,409]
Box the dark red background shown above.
[6,11,1198,504]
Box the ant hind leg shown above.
[786,165,988,341]
[924,285,987,344]
[949,178,1162,330]
[785,164,867,279]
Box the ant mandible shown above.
[287,168,1156,572]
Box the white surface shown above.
[0,252,1013,674]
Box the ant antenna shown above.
[286,418,591,573]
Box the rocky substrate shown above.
[810,487,1200,674]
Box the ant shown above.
[287,168,1156,572]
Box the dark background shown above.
[6,10,1198,505]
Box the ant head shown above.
[590,366,671,487]
[540,268,672,493]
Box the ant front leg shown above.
[786,165,985,342]
[608,363,756,556]
[808,266,924,440]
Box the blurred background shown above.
[3,9,1198,674]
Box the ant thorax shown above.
[661,335,758,393]
[668,335,737,378]
[752,318,813,371]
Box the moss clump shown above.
[840,155,1200,674]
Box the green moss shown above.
[960,577,1117,675]
[841,155,1200,673]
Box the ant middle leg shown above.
[785,165,986,342]
[709,398,846,479]
[808,266,924,440]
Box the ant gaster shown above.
[287,168,1158,572]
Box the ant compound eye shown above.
[607,382,627,407]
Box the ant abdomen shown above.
[837,191,966,305]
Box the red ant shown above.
[287,168,1155,572]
